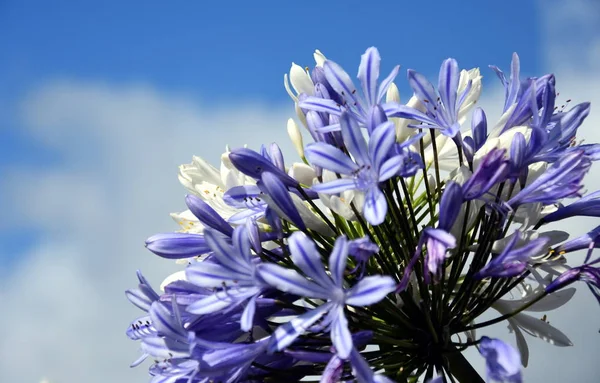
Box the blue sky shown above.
[0,0,543,266]
[1,1,600,382]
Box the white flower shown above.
[287,118,305,159]
[172,150,256,232]
[283,49,326,103]
[493,286,575,366]
[313,169,360,221]
[284,50,328,126]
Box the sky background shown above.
[0,0,599,382]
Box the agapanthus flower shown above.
[306,113,405,225]
[127,47,600,383]
[479,337,522,383]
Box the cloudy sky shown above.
[0,0,599,382]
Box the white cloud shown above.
[0,81,295,383]
[2,1,600,381]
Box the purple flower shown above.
[125,271,161,367]
[348,236,380,278]
[463,107,488,162]
[489,52,522,114]
[508,150,591,207]
[222,184,268,224]
[145,232,211,259]
[185,194,233,236]
[489,52,555,133]
[424,228,457,283]
[462,148,509,201]
[542,190,600,223]
[392,58,472,139]
[260,171,306,231]
[475,232,550,279]
[554,225,600,254]
[185,226,265,331]
[546,255,600,304]
[188,336,279,382]
[305,113,404,225]
[299,47,400,132]
[257,232,396,358]
[478,336,522,383]
[438,181,464,231]
[228,147,298,188]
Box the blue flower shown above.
[489,52,555,133]
[554,225,600,254]
[257,232,396,358]
[305,113,404,225]
[385,58,474,141]
[475,232,550,279]
[478,336,522,383]
[145,232,211,259]
[542,190,600,223]
[228,147,299,188]
[348,236,380,278]
[222,184,269,224]
[299,47,400,132]
[185,226,266,331]
[546,248,600,304]
[508,150,591,207]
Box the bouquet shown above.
[126,47,599,382]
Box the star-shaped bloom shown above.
[305,113,404,225]
[257,232,396,358]
[185,226,265,331]
[298,47,400,132]
[388,58,474,140]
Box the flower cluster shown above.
[126,47,600,382]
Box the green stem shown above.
[445,347,485,383]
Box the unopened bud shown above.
[287,118,305,158]
[386,82,401,103]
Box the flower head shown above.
[127,47,600,383]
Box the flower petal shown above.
[145,233,210,259]
[438,58,460,120]
[512,312,573,347]
[229,148,298,187]
[185,194,233,236]
[324,60,363,111]
[357,47,380,106]
[240,295,258,332]
[378,156,403,181]
[203,228,249,274]
[346,276,396,306]
[369,121,396,171]
[186,288,258,315]
[261,172,307,231]
[288,232,334,289]
[363,187,387,225]
[299,96,343,116]
[311,178,357,194]
[331,306,353,359]
[407,69,438,116]
[305,142,359,175]
[185,261,249,288]
[149,302,187,343]
[269,304,330,352]
[329,235,349,287]
[377,65,400,102]
[257,263,330,299]
[340,112,370,166]
[508,318,530,367]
